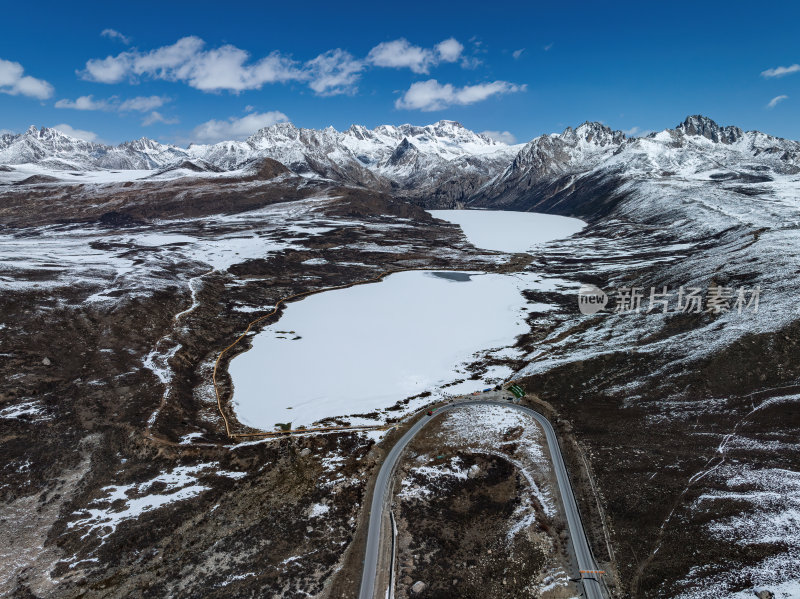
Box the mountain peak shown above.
[385,137,420,167]
[677,115,743,144]
[247,122,299,143]
[432,119,466,129]
[562,121,624,146]
[346,124,373,140]
[23,125,90,144]
[119,137,167,151]
[576,121,611,132]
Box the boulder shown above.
[410,580,427,595]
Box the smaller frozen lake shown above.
[428,210,584,253]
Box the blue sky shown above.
[2,0,799,145]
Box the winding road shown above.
[358,397,605,599]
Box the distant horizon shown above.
[2,1,799,145]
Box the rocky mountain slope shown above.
[476,116,800,599]
[470,115,800,215]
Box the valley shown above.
[1,115,798,598]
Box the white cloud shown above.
[80,54,132,84]
[81,36,304,92]
[55,94,170,113]
[368,39,435,73]
[101,29,131,45]
[78,35,480,95]
[54,95,112,110]
[480,130,517,144]
[129,36,206,78]
[760,64,800,78]
[395,79,526,111]
[80,35,475,96]
[367,37,464,74]
[181,46,300,92]
[189,110,289,143]
[0,58,53,100]
[51,124,100,142]
[543,43,554,51]
[118,95,169,112]
[142,111,179,126]
[306,49,364,95]
[767,94,788,109]
[512,49,525,60]
[435,38,464,63]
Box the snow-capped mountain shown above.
[0,121,520,202]
[0,126,187,171]
[3,116,799,212]
[472,121,626,206]
[186,120,520,199]
[472,115,800,215]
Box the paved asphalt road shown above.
[358,398,605,599]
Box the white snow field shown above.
[229,269,554,430]
[428,210,585,253]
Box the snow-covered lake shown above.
[429,209,584,253]
[229,209,582,431]
[229,270,557,430]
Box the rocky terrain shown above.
[1,115,799,598]
[0,166,529,597]
[391,404,577,599]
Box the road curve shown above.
[358,399,605,599]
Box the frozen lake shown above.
[229,210,583,431]
[429,209,584,253]
[229,270,554,430]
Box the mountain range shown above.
[2,116,799,210]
